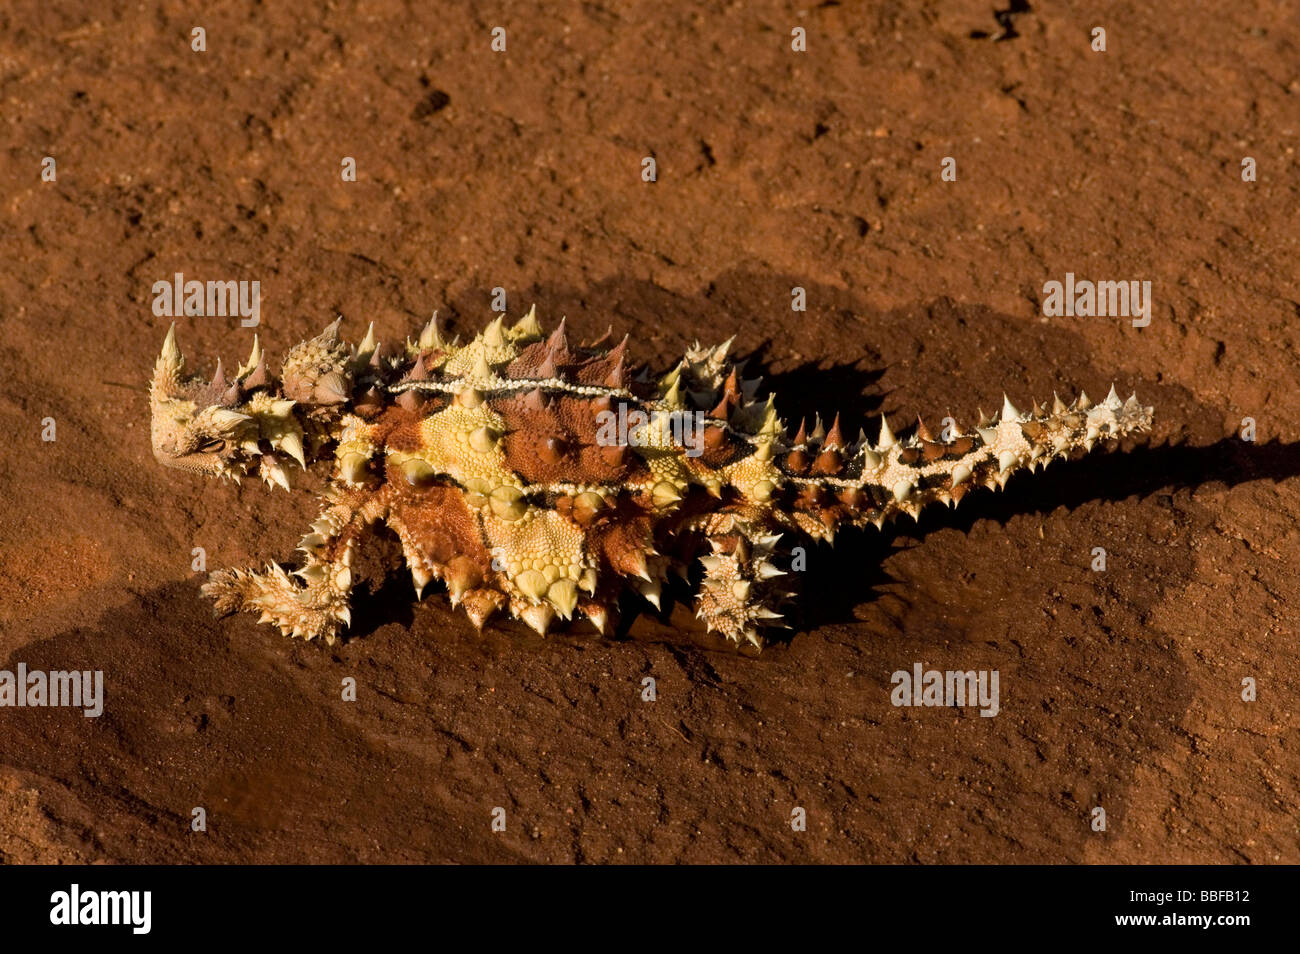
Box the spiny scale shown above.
[149,309,1154,649]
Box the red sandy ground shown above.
[0,1,1297,863]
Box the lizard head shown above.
[149,324,315,489]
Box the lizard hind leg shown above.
[202,496,372,643]
[695,527,791,649]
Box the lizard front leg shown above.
[202,487,384,643]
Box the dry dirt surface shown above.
[1,1,1297,864]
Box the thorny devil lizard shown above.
[150,309,1153,648]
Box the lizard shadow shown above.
[732,341,887,431]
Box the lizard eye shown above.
[196,438,224,453]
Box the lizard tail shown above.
[776,386,1153,538]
